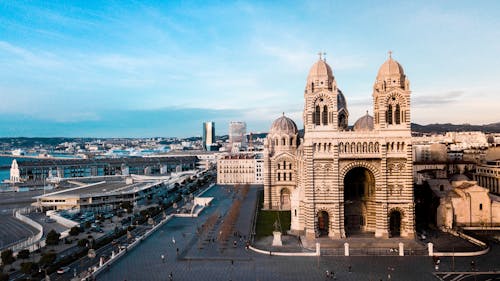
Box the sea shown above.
[0,156,16,182]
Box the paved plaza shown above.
[99,185,500,281]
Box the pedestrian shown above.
[161,254,165,263]
[231,259,234,265]
[348,265,352,273]
[325,270,330,279]
[330,270,335,279]
[471,260,475,271]
[176,248,179,256]
[169,272,173,281]
[172,236,176,244]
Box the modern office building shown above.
[10,156,198,183]
[33,173,194,211]
[202,122,216,151]
[229,121,247,151]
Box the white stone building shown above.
[431,177,500,228]
[474,160,500,195]
[263,53,414,239]
[217,154,263,185]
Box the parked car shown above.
[57,266,70,274]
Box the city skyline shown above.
[0,1,499,137]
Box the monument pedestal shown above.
[272,231,282,246]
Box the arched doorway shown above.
[389,210,402,237]
[317,211,329,236]
[344,167,376,236]
[280,188,291,210]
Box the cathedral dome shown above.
[269,114,298,135]
[306,54,335,92]
[308,59,333,81]
[376,54,404,79]
[353,112,374,131]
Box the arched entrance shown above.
[280,188,291,210]
[317,211,329,236]
[344,167,376,236]
[389,210,402,237]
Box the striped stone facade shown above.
[263,54,415,239]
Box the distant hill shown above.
[411,122,500,134]
[246,122,500,139]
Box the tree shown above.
[20,262,37,275]
[38,253,56,267]
[0,249,15,269]
[17,249,30,260]
[77,239,89,248]
[69,226,81,236]
[45,230,60,246]
[120,201,133,214]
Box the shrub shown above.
[0,250,14,267]
[45,230,60,246]
[38,253,56,266]
[69,226,81,236]
[17,249,30,260]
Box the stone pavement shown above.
[98,185,500,281]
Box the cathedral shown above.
[263,53,414,239]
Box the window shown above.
[395,104,401,124]
[289,164,292,169]
[315,105,321,125]
[277,173,280,181]
[294,209,297,217]
[322,105,328,125]
[289,172,292,181]
[278,164,280,169]
[440,185,444,191]
[387,105,393,124]
[479,203,483,210]
[283,161,286,169]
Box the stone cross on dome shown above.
[317,51,327,61]
[388,50,393,59]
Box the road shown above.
[49,179,213,281]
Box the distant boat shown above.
[11,149,25,156]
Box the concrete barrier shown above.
[9,210,44,253]
[248,242,320,257]
[46,210,79,228]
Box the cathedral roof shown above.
[376,52,405,79]
[269,114,298,135]
[338,90,347,111]
[353,111,374,131]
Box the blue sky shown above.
[0,1,499,137]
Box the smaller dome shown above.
[353,111,374,131]
[377,53,404,79]
[269,114,298,135]
[450,174,470,182]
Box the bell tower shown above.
[373,51,411,131]
[303,53,348,133]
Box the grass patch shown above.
[254,190,291,239]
